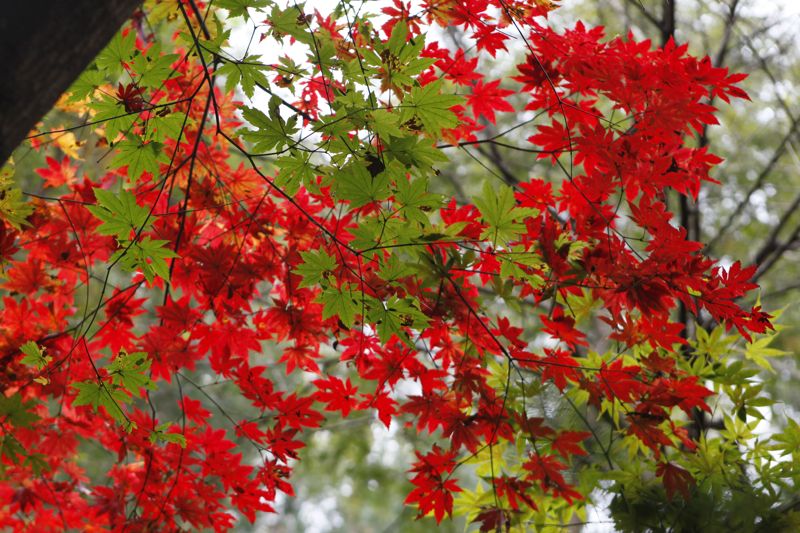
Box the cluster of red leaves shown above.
[0,0,768,530]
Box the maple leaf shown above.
[71,381,129,426]
[313,376,359,417]
[472,24,508,57]
[495,476,537,511]
[597,359,643,403]
[535,349,581,391]
[381,0,422,36]
[0,393,40,429]
[293,249,338,288]
[265,427,306,462]
[473,182,537,244]
[528,119,571,160]
[405,446,461,523]
[278,344,321,374]
[466,80,514,124]
[240,104,298,153]
[109,139,164,182]
[626,414,673,455]
[87,187,150,238]
[398,80,464,133]
[35,156,78,188]
[108,350,155,398]
[438,48,482,86]
[550,431,591,459]
[539,306,588,348]
[523,453,582,503]
[275,393,325,430]
[317,283,361,328]
[656,461,695,501]
[473,507,512,532]
[181,397,212,425]
[0,222,18,261]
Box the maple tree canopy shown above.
[0,0,796,531]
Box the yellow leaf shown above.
[51,131,83,160]
[54,92,91,115]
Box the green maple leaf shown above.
[382,135,448,171]
[87,188,150,238]
[386,19,409,56]
[335,162,391,208]
[268,4,314,45]
[745,332,789,371]
[498,248,546,288]
[395,176,441,225]
[90,189,176,282]
[347,217,386,251]
[294,250,338,289]
[0,434,27,467]
[0,162,33,230]
[132,46,180,88]
[112,237,178,283]
[217,56,271,99]
[150,112,189,144]
[241,104,297,153]
[68,69,107,102]
[0,393,40,428]
[110,139,164,182]
[88,94,137,142]
[377,254,415,283]
[274,151,316,196]
[149,422,187,448]
[19,341,50,370]
[380,21,435,90]
[473,182,538,244]
[398,80,463,133]
[217,0,270,19]
[368,109,405,139]
[108,350,155,397]
[72,381,130,425]
[95,30,135,76]
[368,296,429,346]
[317,283,361,328]
[192,14,231,56]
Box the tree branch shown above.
[0,0,143,163]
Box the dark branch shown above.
[0,0,143,164]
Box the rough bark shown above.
[0,0,142,164]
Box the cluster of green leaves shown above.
[0,343,51,472]
[87,188,176,282]
[69,25,183,284]
[604,316,800,531]
[71,350,156,432]
[0,162,34,230]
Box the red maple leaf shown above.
[35,156,78,188]
[472,24,508,57]
[597,359,643,403]
[439,48,482,86]
[550,431,591,459]
[313,375,360,417]
[656,461,695,501]
[405,446,461,523]
[466,79,514,124]
[473,507,512,532]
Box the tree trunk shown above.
[0,0,142,164]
